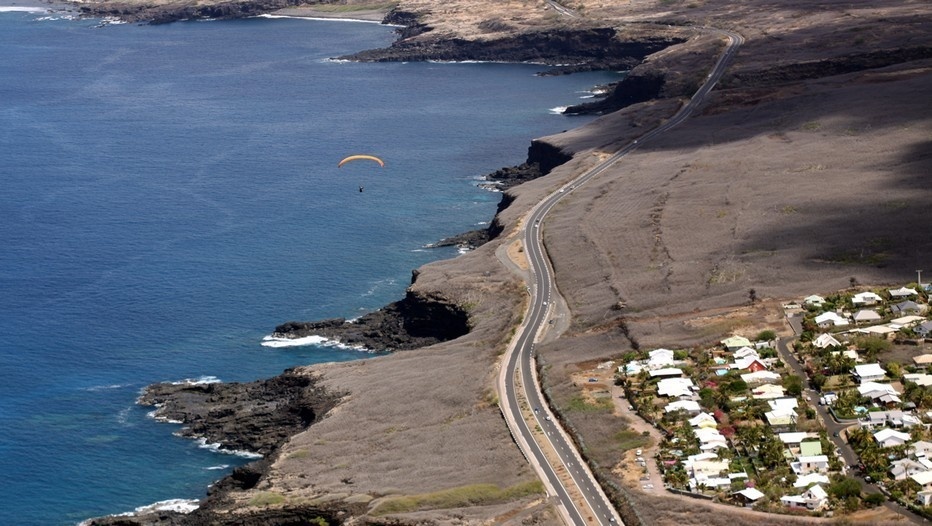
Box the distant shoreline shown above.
[267,6,389,23]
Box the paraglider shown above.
[338,155,385,168]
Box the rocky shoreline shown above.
[77,7,686,526]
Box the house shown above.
[733,356,768,372]
[910,470,932,492]
[793,473,830,488]
[853,309,882,323]
[657,377,695,398]
[830,349,860,362]
[766,408,797,429]
[741,371,783,388]
[910,440,932,458]
[890,458,928,480]
[874,428,911,448]
[734,346,760,359]
[891,315,926,327]
[799,440,823,457]
[815,311,849,328]
[734,487,766,506]
[649,367,684,378]
[917,490,932,507]
[752,383,787,399]
[779,432,812,446]
[648,348,677,369]
[813,333,842,349]
[804,295,826,307]
[853,363,887,383]
[768,397,799,412]
[721,336,752,351]
[890,287,919,298]
[792,455,829,475]
[916,322,932,338]
[689,412,717,428]
[857,381,899,398]
[852,291,883,306]
[913,353,932,366]
[782,484,829,511]
[904,373,932,387]
[665,399,702,414]
[892,300,924,316]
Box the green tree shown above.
[828,476,862,500]
[782,374,804,396]
[756,330,777,341]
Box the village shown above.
[616,282,932,518]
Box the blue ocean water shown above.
[0,8,620,525]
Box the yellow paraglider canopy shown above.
[338,154,385,168]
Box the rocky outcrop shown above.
[564,70,665,114]
[77,0,310,24]
[342,27,683,73]
[85,504,344,525]
[139,369,341,456]
[270,289,470,351]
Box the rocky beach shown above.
[74,0,932,525]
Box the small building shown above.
[910,440,932,458]
[799,440,823,458]
[689,412,717,428]
[890,459,928,481]
[781,484,829,511]
[892,300,924,316]
[916,322,932,338]
[649,367,684,378]
[792,455,829,475]
[853,309,882,323]
[803,295,826,307]
[657,377,695,398]
[734,487,766,506]
[853,363,887,384]
[874,428,911,448]
[752,383,787,399]
[664,399,702,414]
[813,333,842,349]
[815,311,849,328]
[904,373,932,387]
[852,291,883,306]
[890,287,919,298]
[913,353,932,366]
[766,408,797,429]
[910,471,932,492]
[721,336,752,351]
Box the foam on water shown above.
[255,13,397,26]
[549,106,569,114]
[0,6,48,12]
[195,438,263,459]
[261,334,368,352]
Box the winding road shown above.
[497,27,744,525]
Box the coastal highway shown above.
[498,28,744,525]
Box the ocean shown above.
[0,7,620,524]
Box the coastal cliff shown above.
[80,3,928,525]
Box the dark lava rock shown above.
[140,369,340,456]
[271,290,470,352]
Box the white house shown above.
[804,295,826,307]
[766,408,797,428]
[911,470,932,492]
[793,473,830,488]
[890,287,919,298]
[657,377,695,398]
[665,399,702,414]
[768,397,799,412]
[890,459,928,480]
[741,370,781,385]
[649,367,684,378]
[813,333,842,349]
[781,484,828,511]
[779,432,812,446]
[648,348,677,369]
[852,291,883,306]
[734,346,760,359]
[815,311,849,328]
[689,412,717,428]
[752,383,786,399]
[904,373,932,387]
[874,428,911,448]
[792,455,829,475]
[910,440,932,458]
[853,363,887,383]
